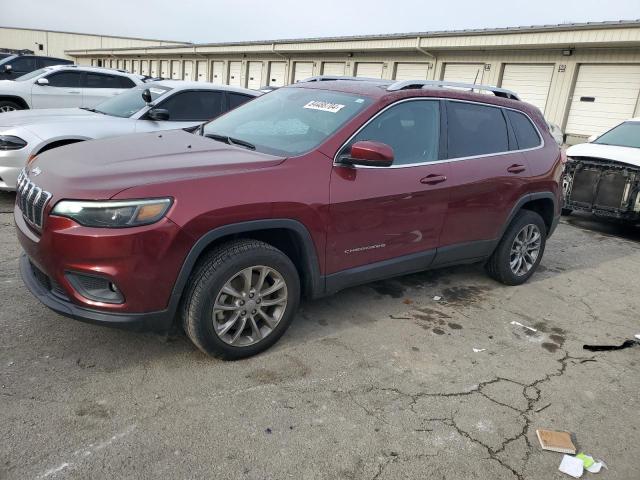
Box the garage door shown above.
[268,62,286,86]
[501,64,554,113]
[160,60,169,78]
[356,62,384,78]
[293,62,314,82]
[131,60,139,74]
[183,61,193,81]
[323,62,345,76]
[140,60,149,75]
[247,62,263,89]
[150,60,158,78]
[211,61,224,85]
[442,63,485,84]
[394,63,429,81]
[196,61,208,82]
[171,60,182,80]
[566,64,640,137]
[228,61,242,86]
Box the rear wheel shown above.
[486,210,547,285]
[181,239,300,360]
[0,100,22,113]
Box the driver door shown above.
[31,70,83,108]
[327,99,451,276]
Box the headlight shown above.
[51,198,172,227]
[0,135,27,151]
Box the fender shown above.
[0,95,29,109]
[500,191,559,240]
[164,219,324,317]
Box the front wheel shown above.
[486,210,547,285]
[0,100,22,113]
[181,239,300,360]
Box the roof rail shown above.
[387,80,520,100]
[300,75,388,83]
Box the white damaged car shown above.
[563,118,640,222]
[0,81,260,190]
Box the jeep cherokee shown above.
[16,78,563,359]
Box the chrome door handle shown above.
[420,174,447,185]
[507,164,526,174]
[67,90,81,94]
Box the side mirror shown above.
[141,89,152,104]
[147,108,170,121]
[35,77,49,86]
[4,64,12,72]
[339,140,394,167]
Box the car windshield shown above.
[594,122,640,149]
[202,87,373,156]
[14,68,50,81]
[93,85,172,118]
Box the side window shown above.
[506,110,542,150]
[446,101,509,158]
[227,93,253,111]
[341,100,440,165]
[7,57,37,73]
[157,90,223,121]
[41,58,69,67]
[45,71,82,88]
[85,73,120,88]
[117,76,136,88]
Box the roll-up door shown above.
[501,64,554,113]
[355,62,384,78]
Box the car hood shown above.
[27,129,286,200]
[0,108,102,129]
[566,143,640,168]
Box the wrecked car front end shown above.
[563,156,640,221]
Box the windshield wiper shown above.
[80,107,107,115]
[205,133,256,150]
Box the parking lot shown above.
[0,189,638,480]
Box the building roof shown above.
[0,25,190,45]
[65,19,640,54]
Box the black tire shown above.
[486,210,547,286]
[0,100,23,113]
[561,208,573,216]
[181,239,300,360]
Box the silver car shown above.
[0,81,261,190]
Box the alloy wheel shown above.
[0,105,17,113]
[509,224,542,276]
[212,265,288,346]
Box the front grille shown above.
[16,169,52,228]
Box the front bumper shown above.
[16,201,195,332]
[20,254,174,332]
[0,148,29,191]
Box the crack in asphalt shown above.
[347,350,594,480]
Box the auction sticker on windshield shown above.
[304,101,345,113]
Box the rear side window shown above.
[507,110,541,150]
[227,93,253,110]
[85,73,120,88]
[159,90,223,121]
[117,76,136,88]
[45,71,82,87]
[446,101,509,158]
[7,56,37,73]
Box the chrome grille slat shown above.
[15,168,52,229]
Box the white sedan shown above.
[563,118,640,222]
[0,65,146,112]
[0,81,261,190]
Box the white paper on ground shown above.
[586,458,607,473]
[510,321,537,332]
[635,334,640,340]
[472,348,486,353]
[559,455,584,478]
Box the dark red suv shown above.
[16,78,563,359]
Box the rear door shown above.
[435,100,530,262]
[327,99,450,274]
[31,70,83,108]
[82,72,134,107]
